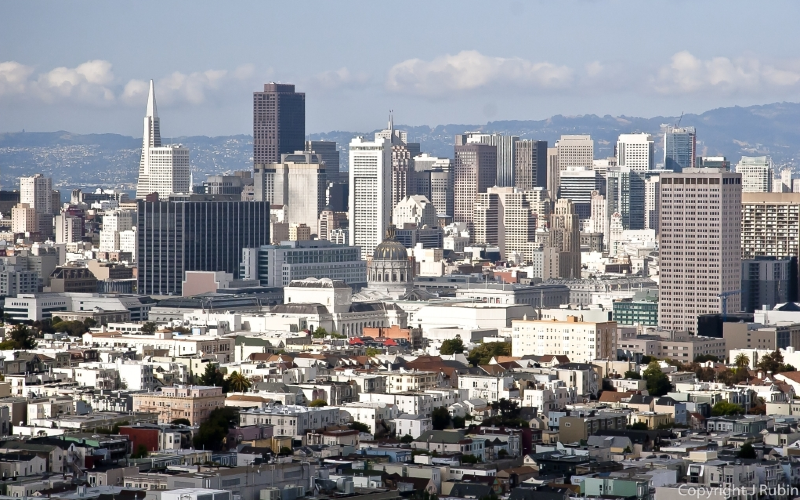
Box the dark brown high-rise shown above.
[253,83,305,165]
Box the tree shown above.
[440,337,465,355]
[624,371,641,379]
[198,363,229,392]
[639,356,653,365]
[694,354,720,363]
[0,324,37,350]
[461,454,479,464]
[193,407,239,451]
[498,449,508,459]
[757,350,784,374]
[312,327,329,339]
[279,447,293,455]
[131,444,149,459]
[308,399,327,407]
[642,361,672,397]
[141,322,158,334]
[712,401,744,416]
[629,422,649,430]
[400,434,414,444]
[467,342,511,367]
[365,347,381,357]
[452,416,466,429]
[734,353,750,368]
[349,421,371,433]
[171,418,191,426]
[432,407,452,430]
[738,442,756,459]
[227,371,251,393]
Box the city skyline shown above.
[3,1,800,136]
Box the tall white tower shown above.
[135,80,190,199]
[349,135,392,259]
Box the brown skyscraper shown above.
[453,143,497,236]
[253,83,305,165]
[544,199,582,279]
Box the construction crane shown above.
[676,111,684,128]
[718,290,741,321]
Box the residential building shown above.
[317,206,346,241]
[457,374,517,401]
[254,151,326,230]
[453,143,497,236]
[288,223,310,241]
[253,83,305,165]
[349,135,392,259]
[132,385,225,425]
[558,412,628,443]
[135,81,190,198]
[54,214,82,243]
[511,316,617,362]
[20,174,53,235]
[137,199,271,295]
[658,168,742,333]
[239,240,366,288]
[11,203,38,233]
[393,415,432,439]
[737,156,773,193]
[663,126,696,173]
[239,405,339,437]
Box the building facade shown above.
[453,143,497,237]
[253,83,305,165]
[511,316,617,363]
[349,135,392,259]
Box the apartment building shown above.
[457,374,517,402]
[384,370,442,393]
[132,385,225,425]
[511,316,617,363]
[558,412,628,443]
[238,405,339,437]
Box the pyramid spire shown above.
[146,79,158,118]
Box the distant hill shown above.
[2,101,799,191]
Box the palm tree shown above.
[735,353,750,369]
[227,371,251,393]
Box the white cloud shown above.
[386,50,574,96]
[32,59,116,103]
[0,61,34,96]
[654,51,800,95]
[122,67,256,107]
[307,67,370,92]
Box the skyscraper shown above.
[543,199,581,279]
[473,187,541,263]
[457,133,518,187]
[20,174,53,235]
[254,152,326,230]
[305,141,340,184]
[413,154,453,218]
[349,135,392,259]
[736,156,774,193]
[453,143,497,237]
[552,135,593,199]
[137,199,271,295]
[514,140,548,191]
[658,168,742,333]
[253,83,305,165]
[557,166,604,220]
[135,80,190,199]
[616,133,655,171]
[663,126,696,173]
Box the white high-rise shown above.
[349,135,392,259]
[254,152,326,230]
[658,168,742,333]
[20,174,53,235]
[736,156,773,193]
[135,80,190,199]
[616,133,655,171]
[552,135,593,198]
[99,209,137,252]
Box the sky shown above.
[2,0,800,137]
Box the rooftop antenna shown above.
[675,112,684,128]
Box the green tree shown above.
[452,416,466,429]
[349,421,371,433]
[738,442,756,459]
[131,444,149,459]
[624,371,641,379]
[498,449,508,459]
[440,337,465,355]
[757,350,784,374]
[312,327,329,338]
[734,353,750,369]
[365,347,381,357]
[629,422,649,430]
[0,324,38,349]
[308,399,327,407]
[639,356,653,364]
[400,434,414,444]
[712,401,744,416]
[279,446,293,455]
[694,354,720,363]
[171,418,191,426]
[467,342,511,367]
[227,371,251,392]
[193,407,239,451]
[461,454,479,464]
[432,406,452,430]
[198,363,229,392]
[642,361,672,396]
[141,322,158,334]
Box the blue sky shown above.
[2,0,800,136]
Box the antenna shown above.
[675,112,684,128]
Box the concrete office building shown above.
[617,133,655,171]
[349,135,392,259]
[253,83,305,165]
[54,214,82,244]
[254,151,326,230]
[453,143,497,237]
[137,200,271,296]
[737,156,773,193]
[741,257,796,312]
[457,133,518,187]
[473,187,541,263]
[514,140,548,190]
[394,195,437,229]
[305,140,340,183]
[644,174,661,232]
[99,209,136,252]
[11,204,38,234]
[135,81,190,198]
[544,199,582,279]
[742,193,800,296]
[413,154,453,218]
[696,156,731,171]
[658,168,742,333]
[552,135,594,198]
[558,166,604,220]
[240,240,366,288]
[199,173,252,196]
[663,126,696,173]
[606,167,646,231]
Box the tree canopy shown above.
[141,322,158,334]
[467,342,511,366]
[0,324,37,350]
[198,363,229,392]
[642,361,672,396]
[349,421,371,433]
[193,407,239,451]
[624,371,641,379]
[308,399,328,407]
[711,401,744,416]
[440,337,464,355]
[227,371,251,392]
[431,407,452,430]
[738,442,756,459]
